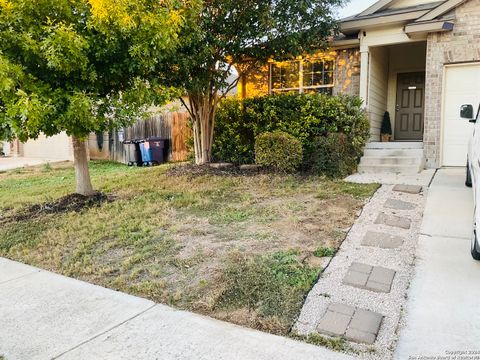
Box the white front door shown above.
[442,63,480,167]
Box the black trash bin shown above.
[138,138,166,166]
[123,140,142,166]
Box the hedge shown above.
[212,92,370,176]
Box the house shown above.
[240,0,480,173]
[6,134,74,161]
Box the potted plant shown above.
[381,111,392,142]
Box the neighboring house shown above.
[8,133,74,161]
[241,0,480,173]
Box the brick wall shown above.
[333,48,361,96]
[424,0,480,168]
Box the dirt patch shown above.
[1,192,111,223]
[166,163,265,178]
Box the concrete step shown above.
[359,156,423,166]
[365,142,423,150]
[358,163,423,175]
[363,148,425,157]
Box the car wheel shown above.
[472,228,480,261]
[466,161,473,188]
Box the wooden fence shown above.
[88,112,191,163]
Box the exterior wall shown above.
[368,46,389,141]
[239,48,361,99]
[424,0,480,168]
[21,132,73,160]
[333,48,361,96]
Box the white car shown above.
[461,103,480,260]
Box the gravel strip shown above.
[294,185,427,360]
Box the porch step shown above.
[360,156,422,166]
[358,144,426,174]
[365,142,423,150]
[358,163,424,175]
[363,149,425,157]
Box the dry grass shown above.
[0,161,378,335]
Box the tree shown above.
[159,0,343,164]
[0,0,194,195]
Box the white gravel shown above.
[294,185,427,360]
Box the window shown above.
[271,61,300,91]
[270,58,334,94]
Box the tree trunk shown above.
[188,92,218,165]
[72,136,95,196]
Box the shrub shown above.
[307,133,359,178]
[255,131,303,172]
[212,92,370,173]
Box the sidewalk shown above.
[0,157,62,172]
[395,168,480,358]
[0,258,354,360]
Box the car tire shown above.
[466,161,473,188]
[472,229,480,261]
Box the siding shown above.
[368,47,390,141]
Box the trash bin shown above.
[138,138,166,166]
[123,140,142,166]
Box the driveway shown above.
[395,168,480,358]
[0,157,61,172]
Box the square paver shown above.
[362,231,405,249]
[384,198,416,211]
[375,213,411,229]
[317,306,354,336]
[393,184,423,194]
[347,309,383,341]
[342,262,396,293]
[317,303,384,345]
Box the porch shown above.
[364,41,427,143]
[358,41,427,174]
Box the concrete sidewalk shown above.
[395,168,480,358]
[0,157,63,172]
[0,258,354,360]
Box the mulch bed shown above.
[1,192,112,223]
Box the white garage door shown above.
[23,132,72,160]
[442,63,480,166]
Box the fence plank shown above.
[88,112,191,163]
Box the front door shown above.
[395,72,425,141]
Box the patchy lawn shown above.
[0,161,378,335]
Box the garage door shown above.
[442,63,480,166]
[23,132,73,160]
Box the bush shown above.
[307,133,359,178]
[212,93,370,175]
[255,131,303,172]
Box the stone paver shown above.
[317,303,383,345]
[361,231,405,249]
[375,213,412,229]
[343,262,396,293]
[384,198,416,211]
[345,309,383,344]
[393,184,423,194]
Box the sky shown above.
[336,0,379,19]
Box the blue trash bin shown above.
[138,138,166,166]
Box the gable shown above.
[389,0,443,9]
[341,0,467,36]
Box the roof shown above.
[340,0,467,36]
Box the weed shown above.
[291,333,352,352]
[313,247,337,258]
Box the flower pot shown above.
[381,134,391,142]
